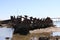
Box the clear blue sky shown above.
[0,0,60,20]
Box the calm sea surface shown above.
[53,21,60,27]
[0,28,14,40]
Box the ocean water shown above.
[52,32,60,36]
[0,28,14,40]
[53,21,60,27]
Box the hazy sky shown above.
[0,0,60,20]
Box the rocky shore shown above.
[12,27,60,40]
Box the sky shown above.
[0,0,60,20]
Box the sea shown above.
[52,18,60,27]
[53,21,60,27]
[0,28,14,40]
